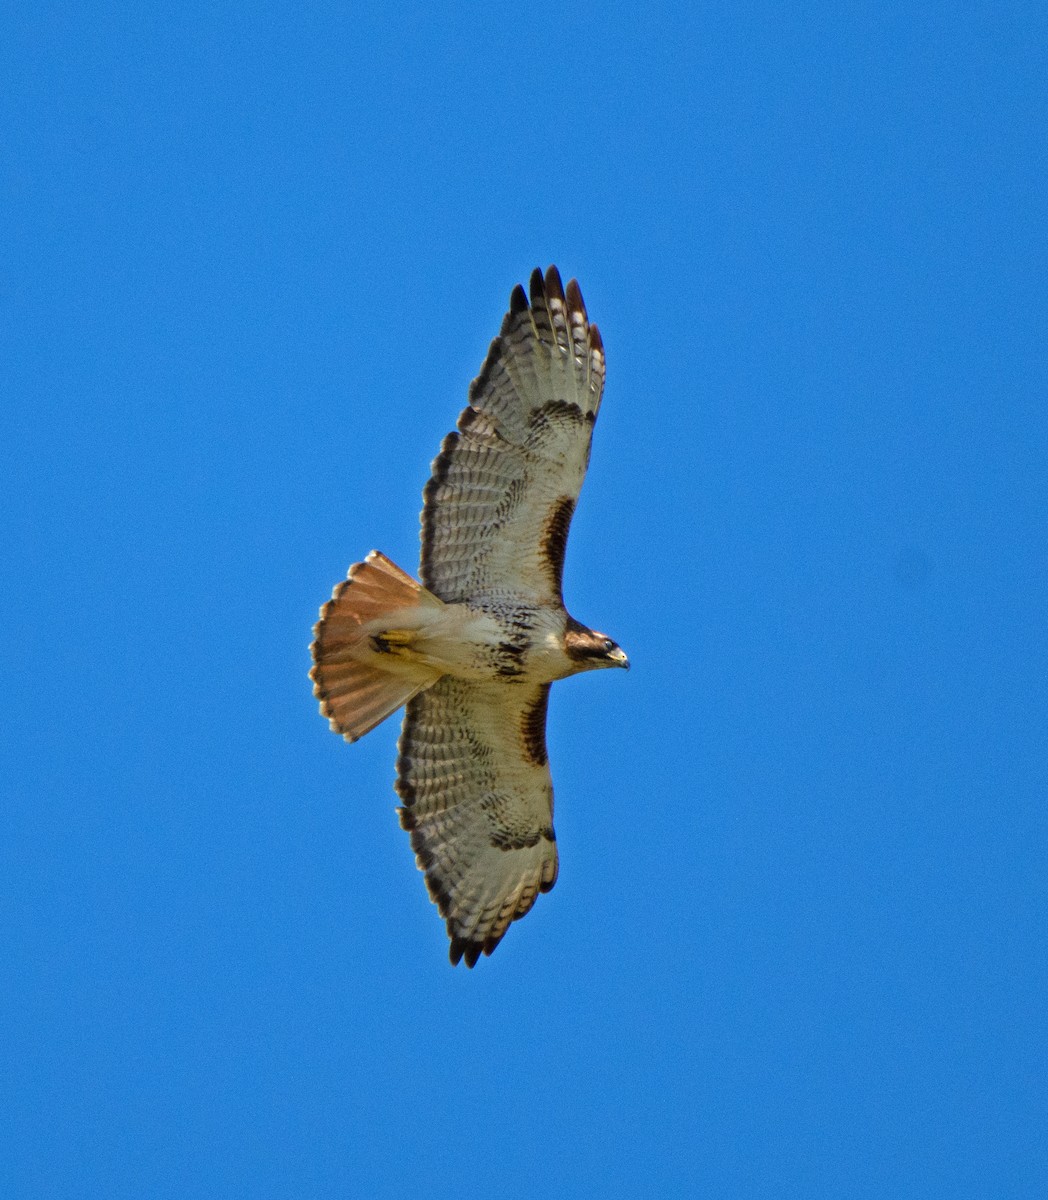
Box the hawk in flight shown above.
[310,267,628,966]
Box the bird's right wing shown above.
[419,266,605,606]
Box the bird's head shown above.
[564,618,630,673]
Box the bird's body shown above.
[311,267,627,966]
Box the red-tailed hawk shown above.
[310,267,628,966]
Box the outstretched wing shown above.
[420,266,606,605]
[395,677,558,966]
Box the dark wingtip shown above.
[590,322,603,352]
[509,283,529,314]
[529,267,545,305]
[544,265,565,302]
[448,930,507,967]
[449,937,482,968]
[565,277,588,320]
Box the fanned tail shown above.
[310,551,443,742]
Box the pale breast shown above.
[409,600,574,685]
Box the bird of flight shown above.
[310,267,628,966]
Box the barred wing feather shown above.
[395,677,558,967]
[420,266,606,606]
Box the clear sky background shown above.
[4,3,1046,1197]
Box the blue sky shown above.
[4,2,1046,1197]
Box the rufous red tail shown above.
[310,551,443,742]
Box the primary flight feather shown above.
[310,267,628,966]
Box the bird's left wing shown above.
[395,676,558,966]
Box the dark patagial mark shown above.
[519,684,551,766]
[541,495,576,599]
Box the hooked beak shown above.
[609,647,630,670]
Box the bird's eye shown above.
[602,638,614,653]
